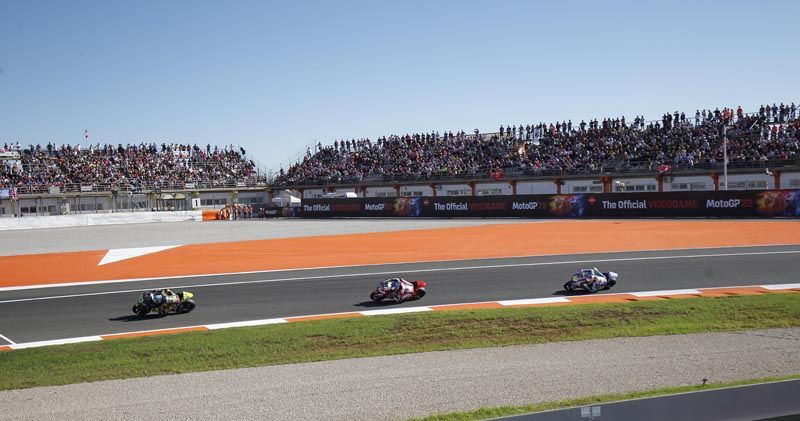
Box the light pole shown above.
[723,125,728,191]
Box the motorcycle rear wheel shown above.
[133,304,149,317]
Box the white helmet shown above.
[606,271,619,281]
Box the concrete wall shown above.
[365,187,396,197]
[235,191,269,206]
[664,175,713,191]
[0,210,202,231]
[721,173,774,190]
[400,185,433,197]
[563,179,604,194]
[782,172,800,189]
[198,192,232,207]
[439,183,472,196]
[516,181,558,195]
[613,177,659,193]
[475,182,513,196]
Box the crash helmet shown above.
[606,271,619,281]
[143,291,155,304]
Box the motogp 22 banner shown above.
[299,190,800,218]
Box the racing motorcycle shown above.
[563,268,618,293]
[132,290,196,316]
[370,278,427,302]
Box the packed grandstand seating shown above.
[0,143,261,193]
[275,103,799,185]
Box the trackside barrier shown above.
[298,190,800,218]
[0,211,203,231]
[201,210,218,221]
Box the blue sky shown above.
[1,0,798,173]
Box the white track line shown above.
[761,283,800,290]
[631,289,702,297]
[206,319,287,329]
[11,336,102,349]
[1,249,799,305]
[359,307,432,316]
[499,297,570,306]
[2,243,798,292]
[0,332,16,345]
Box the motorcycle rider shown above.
[146,288,181,313]
[384,278,415,301]
[161,289,181,311]
[583,268,609,292]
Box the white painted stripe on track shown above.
[2,243,798,293]
[630,289,702,297]
[2,249,799,304]
[498,297,571,306]
[101,325,208,337]
[3,283,797,350]
[0,332,16,345]
[760,283,800,290]
[11,336,103,349]
[359,307,432,316]
[206,319,287,329]
[98,245,182,266]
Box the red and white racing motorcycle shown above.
[370,278,427,302]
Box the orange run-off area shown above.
[1,220,798,288]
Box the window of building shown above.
[723,181,746,189]
[446,190,471,196]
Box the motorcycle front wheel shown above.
[370,292,384,302]
[177,299,196,314]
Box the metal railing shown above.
[5,178,269,195]
[269,157,800,189]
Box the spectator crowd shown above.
[275,103,799,185]
[0,142,260,192]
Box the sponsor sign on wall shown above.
[298,190,800,218]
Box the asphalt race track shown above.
[0,244,798,345]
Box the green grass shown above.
[410,374,800,421]
[1,293,799,390]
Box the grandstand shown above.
[1,103,798,216]
[0,142,269,217]
[273,103,799,199]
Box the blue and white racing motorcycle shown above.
[563,268,618,293]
